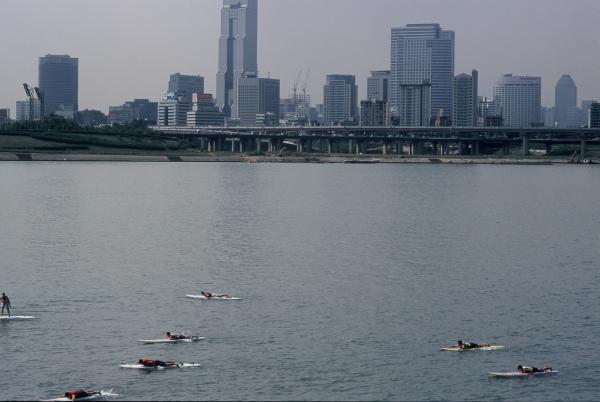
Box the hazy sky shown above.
[1,0,599,113]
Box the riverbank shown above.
[0,151,594,164]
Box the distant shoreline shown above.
[0,152,594,165]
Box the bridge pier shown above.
[415,141,424,156]
[326,139,332,154]
[522,136,530,156]
[441,142,450,156]
[473,142,480,155]
[545,143,552,156]
[581,140,587,160]
[382,141,387,155]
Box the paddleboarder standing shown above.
[1,293,11,317]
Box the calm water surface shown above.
[0,162,599,401]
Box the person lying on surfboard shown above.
[166,332,190,340]
[137,358,178,368]
[63,389,100,401]
[518,365,553,374]
[201,291,230,299]
[455,340,491,349]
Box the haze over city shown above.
[1,0,599,112]
[4,1,600,401]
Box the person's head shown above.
[517,365,524,373]
[1,293,4,296]
[138,359,143,364]
[457,340,463,345]
[166,332,171,337]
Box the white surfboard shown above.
[186,294,242,301]
[43,390,118,401]
[119,363,201,369]
[0,315,35,320]
[139,337,205,344]
[441,345,505,352]
[489,370,558,378]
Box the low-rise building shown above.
[0,108,9,124]
[157,93,190,127]
[75,109,107,127]
[256,112,278,126]
[186,94,224,127]
[108,99,157,125]
[360,100,387,126]
[15,99,42,121]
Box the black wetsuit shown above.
[1,295,10,316]
[65,390,96,400]
[171,335,187,340]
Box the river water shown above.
[0,162,599,401]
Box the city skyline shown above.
[1,0,599,113]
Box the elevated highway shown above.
[152,126,600,158]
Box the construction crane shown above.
[22,83,35,122]
[34,87,44,119]
[301,68,311,125]
[22,83,44,121]
[292,70,302,107]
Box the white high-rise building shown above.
[390,23,455,126]
[493,74,542,128]
[216,0,258,119]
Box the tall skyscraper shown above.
[367,71,390,102]
[39,54,78,117]
[168,73,204,103]
[453,70,478,127]
[493,74,542,128]
[236,77,280,125]
[390,23,455,126]
[554,74,577,127]
[323,75,358,125]
[216,0,258,119]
